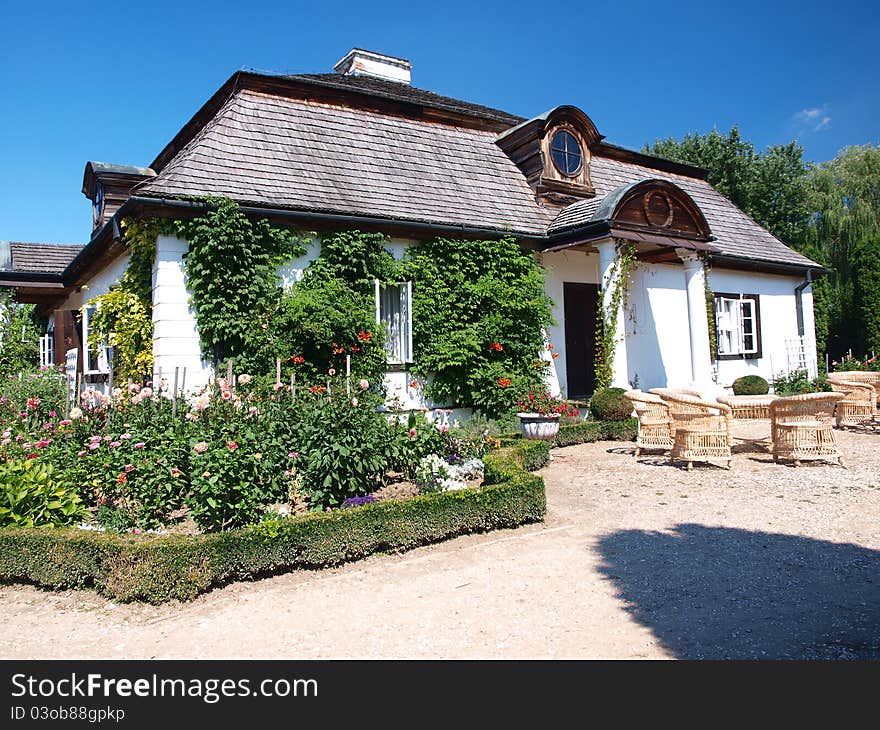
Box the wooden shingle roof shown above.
[3,242,83,275]
[135,72,819,270]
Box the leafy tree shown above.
[0,294,45,376]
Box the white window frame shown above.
[715,294,759,358]
[38,334,54,369]
[81,305,110,375]
[374,279,414,365]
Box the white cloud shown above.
[794,105,831,133]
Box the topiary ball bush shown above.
[588,387,633,421]
[732,375,769,395]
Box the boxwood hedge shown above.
[0,442,546,604]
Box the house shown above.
[7,49,821,406]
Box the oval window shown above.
[550,130,583,177]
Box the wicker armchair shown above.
[769,392,845,466]
[624,390,673,456]
[828,371,880,405]
[659,392,733,470]
[828,379,878,428]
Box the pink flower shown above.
[329,368,336,376]
[408,428,417,438]
[128,383,140,394]
[439,424,449,432]
[59,419,71,426]
[89,435,102,442]
[237,374,252,385]
[48,410,57,418]
[43,422,52,430]
[359,378,369,390]
[170,467,182,477]
[88,442,100,451]
[15,435,23,442]
[140,387,153,398]
[26,397,40,410]
[226,440,238,451]
[120,433,131,440]
[288,451,298,460]
[221,390,232,401]
[35,439,50,448]
[134,442,146,449]
[193,442,209,454]
[103,435,112,442]
[186,412,199,422]
[132,528,142,535]
[77,450,86,457]
[273,382,284,392]
[124,464,135,473]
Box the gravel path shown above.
[2,422,878,659]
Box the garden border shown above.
[0,442,546,604]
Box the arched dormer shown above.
[594,178,712,240]
[496,105,603,204]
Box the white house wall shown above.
[708,268,813,387]
[152,234,212,390]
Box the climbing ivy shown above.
[177,198,306,369]
[87,218,172,380]
[405,236,554,417]
[700,252,718,363]
[594,242,637,389]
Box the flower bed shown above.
[0,440,546,603]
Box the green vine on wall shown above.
[177,198,307,368]
[88,218,172,380]
[594,242,637,389]
[700,252,718,363]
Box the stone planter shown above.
[517,412,561,441]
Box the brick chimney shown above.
[333,48,412,85]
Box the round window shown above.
[550,130,583,177]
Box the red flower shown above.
[26,453,39,460]
[552,352,560,359]
[497,378,512,388]
[409,380,419,389]
[309,385,327,394]
[332,343,346,354]
[489,342,503,352]
[26,397,41,410]
[117,473,127,485]
[351,345,361,353]
[289,355,305,365]
[357,331,372,342]
[547,344,554,350]
[226,440,239,451]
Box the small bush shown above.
[552,419,637,447]
[773,370,832,396]
[0,459,84,528]
[588,388,633,421]
[732,375,769,395]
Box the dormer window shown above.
[550,130,583,177]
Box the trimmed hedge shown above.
[732,375,770,395]
[484,441,550,482]
[588,387,633,421]
[553,419,637,448]
[0,443,546,604]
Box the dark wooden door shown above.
[564,282,598,398]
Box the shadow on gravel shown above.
[597,523,880,659]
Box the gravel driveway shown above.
[2,422,878,659]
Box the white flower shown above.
[238,374,252,385]
[351,397,358,407]
[359,378,369,390]
[70,407,83,420]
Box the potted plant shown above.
[516,388,579,440]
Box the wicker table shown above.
[717,395,779,420]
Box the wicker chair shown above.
[769,392,846,466]
[659,392,733,470]
[828,379,878,428]
[647,387,703,399]
[828,371,880,405]
[624,390,673,456]
[717,394,779,420]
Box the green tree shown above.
[0,294,45,376]
[803,145,880,358]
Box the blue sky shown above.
[1,0,877,244]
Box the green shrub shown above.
[552,419,638,447]
[588,388,633,421]
[773,369,832,396]
[732,375,769,395]
[0,469,545,603]
[0,459,84,528]
[484,441,550,483]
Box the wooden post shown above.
[290,373,295,402]
[226,359,233,385]
[172,367,179,418]
[180,367,187,398]
[276,357,281,385]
